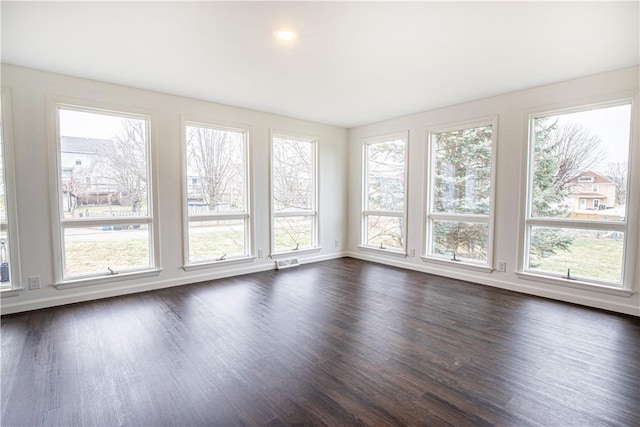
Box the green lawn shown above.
[64,218,315,275]
[531,236,623,283]
[65,223,250,275]
[188,223,245,261]
[65,223,625,284]
[273,217,312,251]
[65,228,149,276]
[63,202,148,219]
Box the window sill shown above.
[183,256,256,271]
[358,245,407,258]
[0,287,23,298]
[516,271,633,297]
[420,256,494,273]
[55,268,163,290]
[270,247,321,259]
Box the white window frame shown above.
[423,118,497,272]
[360,131,409,256]
[50,100,161,288]
[182,120,253,269]
[518,98,637,295]
[0,88,22,295]
[270,131,319,256]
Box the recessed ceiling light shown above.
[273,27,297,41]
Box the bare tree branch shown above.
[106,119,148,213]
[606,161,628,205]
[551,122,605,186]
[186,126,244,212]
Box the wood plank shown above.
[2,258,639,426]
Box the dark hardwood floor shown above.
[2,258,639,426]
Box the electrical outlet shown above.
[257,249,264,258]
[334,239,339,248]
[28,276,41,290]
[410,248,416,257]
[497,261,507,272]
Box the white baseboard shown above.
[345,251,640,317]
[2,251,636,317]
[1,252,347,315]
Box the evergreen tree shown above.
[432,126,492,260]
[431,119,580,264]
[529,118,573,266]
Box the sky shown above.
[554,103,632,165]
[59,108,137,140]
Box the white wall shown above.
[347,66,640,316]
[0,64,348,314]
[2,64,638,316]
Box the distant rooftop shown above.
[569,171,615,185]
[61,136,114,155]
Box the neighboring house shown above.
[186,173,243,213]
[185,176,234,213]
[186,176,205,204]
[60,136,119,213]
[565,171,617,212]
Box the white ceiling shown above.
[2,2,638,128]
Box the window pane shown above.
[274,216,313,252]
[528,226,624,284]
[63,225,151,277]
[365,215,403,249]
[366,140,406,212]
[531,104,631,221]
[1,96,11,285]
[432,126,492,214]
[273,137,313,212]
[186,125,246,214]
[59,109,150,219]
[430,220,488,262]
[188,219,246,262]
[0,123,5,224]
[0,229,9,284]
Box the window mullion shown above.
[363,210,404,217]
[273,210,316,218]
[526,217,626,231]
[428,212,490,223]
[188,213,249,222]
[61,217,152,228]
